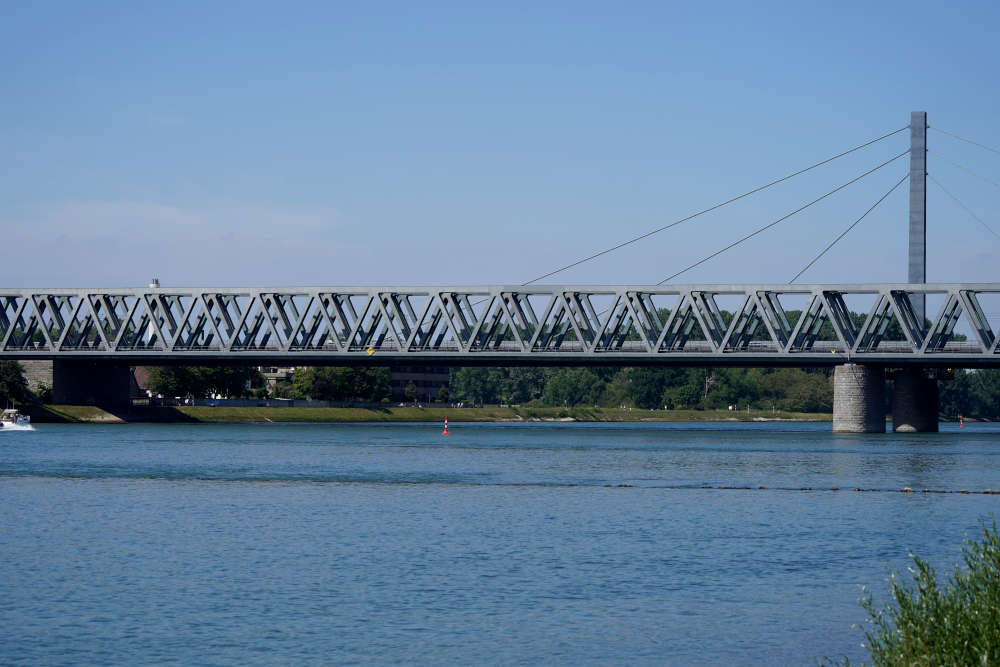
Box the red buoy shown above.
[442,416,449,435]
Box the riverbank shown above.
[29,404,832,424]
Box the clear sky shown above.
[2,1,999,289]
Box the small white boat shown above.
[0,408,30,429]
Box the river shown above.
[2,421,998,664]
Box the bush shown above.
[33,382,53,404]
[828,520,1000,665]
[0,361,30,405]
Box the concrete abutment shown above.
[891,368,939,433]
[832,364,941,433]
[833,364,886,433]
[20,360,133,408]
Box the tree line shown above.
[2,360,999,418]
[144,366,394,403]
[140,364,1000,417]
[448,366,835,412]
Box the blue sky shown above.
[2,1,999,288]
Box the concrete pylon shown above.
[891,368,939,432]
[909,111,927,324]
[833,364,886,433]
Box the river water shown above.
[2,421,999,665]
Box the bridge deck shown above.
[2,284,998,366]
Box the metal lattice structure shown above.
[1,284,999,366]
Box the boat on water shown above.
[0,408,30,429]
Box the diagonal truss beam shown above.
[0,284,998,364]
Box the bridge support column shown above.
[891,368,938,433]
[20,360,133,407]
[833,364,885,433]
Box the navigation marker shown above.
[442,416,449,436]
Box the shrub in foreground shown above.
[828,520,1000,665]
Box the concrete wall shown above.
[20,360,54,393]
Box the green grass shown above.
[31,404,831,423]
[28,404,126,423]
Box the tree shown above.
[292,367,352,400]
[450,367,499,404]
[757,367,833,413]
[146,366,199,397]
[600,368,632,408]
[403,380,418,402]
[0,361,30,405]
[940,369,1000,419]
[498,367,551,404]
[825,521,1000,666]
[290,367,391,402]
[200,367,263,397]
[145,366,263,398]
[543,368,605,406]
[627,368,666,409]
[664,381,701,409]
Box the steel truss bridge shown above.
[1,284,999,367]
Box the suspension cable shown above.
[928,149,1000,191]
[520,126,908,285]
[930,127,1000,157]
[928,173,1000,241]
[788,173,908,283]
[657,150,908,284]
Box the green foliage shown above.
[289,367,391,402]
[0,361,30,405]
[403,380,418,402]
[34,382,53,404]
[664,381,701,409]
[146,366,264,398]
[449,367,497,404]
[445,365,836,411]
[756,367,833,413]
[436,384,450,402]
[440,306,994,411]
[827,521,1000,666]
[941,369,1000,419]
[449,367,552,405]
[542,368,605,406]
[628,367,680,408]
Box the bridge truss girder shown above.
[0,284,998,366]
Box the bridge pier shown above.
[21,360,133,407]
[833,364,885,433]
[891,368,939,433]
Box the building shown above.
[259,366,295,390]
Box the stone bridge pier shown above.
[833,364,940,433]
[890,368,940,433]
[833,364,886,433]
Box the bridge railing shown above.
[1,284,998,364]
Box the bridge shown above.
[1,283,998,366]
[5,112,998,433]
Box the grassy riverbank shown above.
[30,404,832,424]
